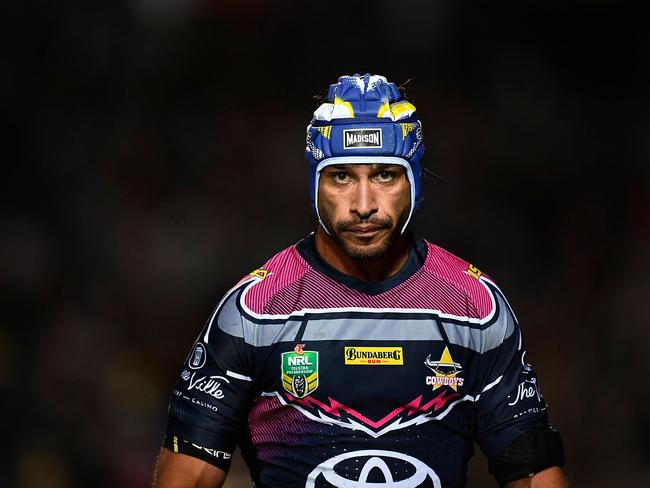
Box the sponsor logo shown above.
[173,388,219,412]
[282,344,319,398]
[513,407,543,419]
[250,268,270,280]
[343,129,382,149]
[181,369,191,381]
[344,347,403,365]
[508,350,544,408]
[508,377,542,406]
[188,443,231,460]
[424,346,464,391]
[187,372,229,400]
[306,449,441,488]
[467,264,482,280]
[521,350,533,373]
[191,396,218,412]
[188,342,207,370]
[172,436,231,460]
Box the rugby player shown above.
[153,74,567,488]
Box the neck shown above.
[314,228,410,282]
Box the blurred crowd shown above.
[2,1,649,487]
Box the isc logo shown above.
[288,355,314,366]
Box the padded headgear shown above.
[305,74,425,234]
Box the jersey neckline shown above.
[295,232,428,295]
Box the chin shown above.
[335,233,394,261]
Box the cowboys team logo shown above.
[282,344,319,398]
[306,450,441,488]
[424,346,464,391]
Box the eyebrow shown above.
[324,164,402,171]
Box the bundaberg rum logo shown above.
[344,346,403,365]
[282,344,319,398]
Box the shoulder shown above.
[201,241,310,344]
[419,240,519,352]
[238,243,312,315]
[420,240,496,320]
[217,240,312,319]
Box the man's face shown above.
[318,163,411,260]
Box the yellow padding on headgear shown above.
[377,101,390,118]
[334,96,355,117]
[389,100,416,120]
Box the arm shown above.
[154,447,226,488]
[505,466,568,488]
[155,282,257,488]
[471,278,566,487]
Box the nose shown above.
[350,177,378,220]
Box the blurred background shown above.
[2,1,649,486]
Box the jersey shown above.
[165,233,553,488]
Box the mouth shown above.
[345,225,386,236]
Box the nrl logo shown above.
[281,344,319,398]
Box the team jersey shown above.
[165,233,551,488]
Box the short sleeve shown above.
[473,283,551,461]
[166,286,257,457]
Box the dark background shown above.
[2,1,649,487]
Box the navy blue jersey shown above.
[165,234,552,487]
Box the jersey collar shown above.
[296,231,427,296]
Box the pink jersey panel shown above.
[243,246,310,314]
[424,243,494,319]
[243,240,495,320]
[248,395,322,462]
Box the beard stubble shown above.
[319,205,410,261]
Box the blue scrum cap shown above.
[305,73,425,234]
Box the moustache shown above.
[335,217,393,232]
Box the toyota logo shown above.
[306,450,441,488]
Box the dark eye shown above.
[377,171,393,181]
[333,172,349,182]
